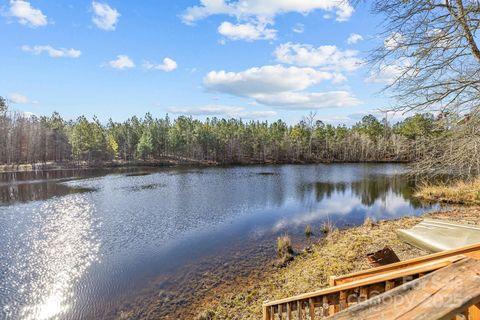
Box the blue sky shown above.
[0,0,398,125]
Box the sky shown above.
[0,0,399,125]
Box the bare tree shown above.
[303,111,317,158]
[369,0,480,115]
[365,0,480,177]
[411,115,480,177]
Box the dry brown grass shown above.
[415,178,480,205]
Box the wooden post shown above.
[359,286,369,303]
[287,302,291,320]
[309,298,315,320]
[329,293,337,315]
[339,291,348,311]
[329,276,336,287]
[279,304,283,320]
[297,301,303,320]
[322,295,329,316]
[270,306,275,320]
[385,280,395,291]
[263,305,271,320]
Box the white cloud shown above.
[92,1,120,31]
[22,45,82,58]
[182,0,354,24]
[274,42,363,72]
[182,1,352,42]
[347,33,363,44]
[203,65,359,109]
[292,23,304,34]
[168,105,277,118]
[204,65,344,96]
[254,91,361,108]
[8,93,31,104]
[384,32,405,50]
[366,65,402,84]
[366,59,412,85]
[218,20,276,41]
[109,55,135,69]
[144,57,178,72]
[8,0,47,27]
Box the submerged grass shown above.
[277,235,294,263]
[415,178,480,205]
[304,224,312,238]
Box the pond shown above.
[0,164,437,319]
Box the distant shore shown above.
[0,158,209,173]
[0,158,410,174]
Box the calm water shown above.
[0,164,436,319]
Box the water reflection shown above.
[297,175,421,208]
[0,164,437,319]
[0,195,99,320]
[0,168,158,205]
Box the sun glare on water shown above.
[9,196,100,320]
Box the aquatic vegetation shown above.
[415,178,480,205]
[320,221,336,235]
[276,235,293,263]
[304,224,312,238]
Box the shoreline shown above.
[0,159,411,174]
[183,206,480,319]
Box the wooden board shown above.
[326,258,480,320]
[332,242,480,286]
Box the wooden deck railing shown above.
[330,241,480,286]
[263,242,480,320]
[328,257,480,320]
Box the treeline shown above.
[0,97,439,165]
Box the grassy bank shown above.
[193,207,480,320]
[415,178,480,205]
